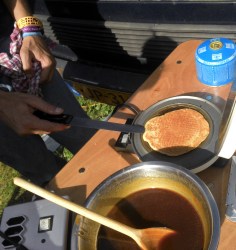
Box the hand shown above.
[20,35,56,84]
[0,91,69,135]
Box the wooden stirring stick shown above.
[14,177,175,250]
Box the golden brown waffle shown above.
[143,108,210,156]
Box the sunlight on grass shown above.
[0,164,22,217]
[77,96,115,120]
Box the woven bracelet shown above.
[22,31,43,39]
[22,26,44,34]
[16,16,43,29]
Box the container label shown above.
[198,46,206,54]
[212,53,222,60]
[226,43,235,49]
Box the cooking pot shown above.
[130,96,222,173]
[71,161,220,250]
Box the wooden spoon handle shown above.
[13,177,139,242]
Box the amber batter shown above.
[97,188,204,250]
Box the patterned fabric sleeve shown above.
[0,24,56,96]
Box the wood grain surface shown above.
[48,40,236,249]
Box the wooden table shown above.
[48,40,236,249]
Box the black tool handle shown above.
[33,110,73,125]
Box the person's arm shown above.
[3,0,32,20]
[0,90,69,135]
[3,0,56,83]
[0,0,68,135]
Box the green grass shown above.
[0,96,114,219]
[78,96,114,120]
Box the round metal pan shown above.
[131,96,222,173]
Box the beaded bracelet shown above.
[16,16,43,29]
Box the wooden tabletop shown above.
[48,40,236,249]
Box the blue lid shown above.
[195,38,236,66]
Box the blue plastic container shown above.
[195,38,236,86]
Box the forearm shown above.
[2,0,32,21]
[2,0,55,84]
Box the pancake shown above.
[143,108,210,156]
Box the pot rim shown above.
[72,161,220,250]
